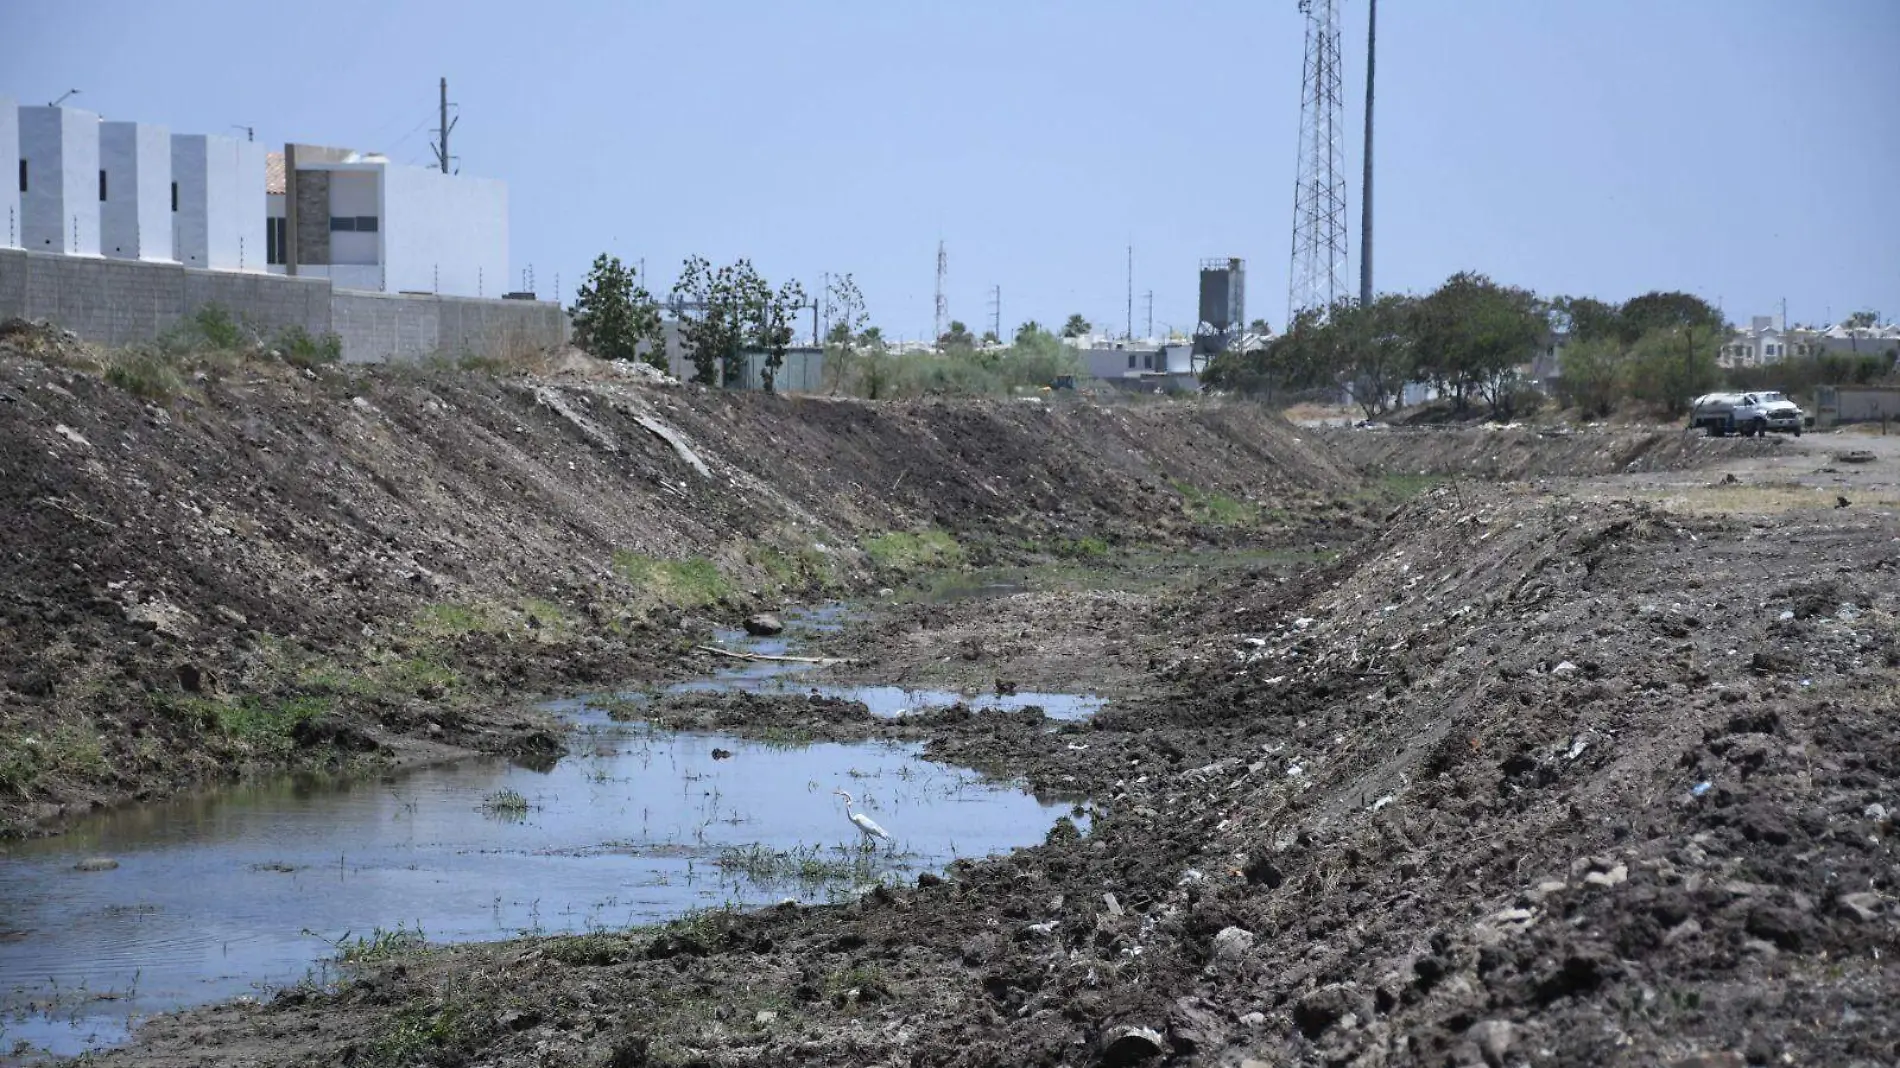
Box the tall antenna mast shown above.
[1288,0,1347,322]
[1126,245,1134,340]
[433,77,459,174]
[934,240,948,347]
[1144,291,1154,339]
[988,284,1002,341]
[1359,0,1376,307]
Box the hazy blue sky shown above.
[6,1,1897,339]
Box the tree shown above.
[1335,294,1419,418]
[1014,320,1044,344]
[1845,310,1880,330]
[980,329,1000,346]
[1248,318,1272,336]
[1548,295,1620,343]
[939,320,975,351]
[1556,336,1628,419]
[1060,314,1092,339]
[822,274,869,392]
[1615,291,1724,413]
[753,278,807,394]
[672,256,754,387]
[570,254,662,371]
[1413,272,1544,416]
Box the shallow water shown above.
[0,605,1094,1058]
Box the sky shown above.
[5,0,1898,341]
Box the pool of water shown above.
[685,604,1107,722]
[0,604,1094,1059]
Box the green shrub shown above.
[277,326,343,368]
[105,351,184,399]
[191,304,245,349]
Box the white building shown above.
[170,133,267,272]
[280,143,505,298]
[18,103,101,256]
[100,120,172,262]
[1,96,19,248]
[7,101,508,299]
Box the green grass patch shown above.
[863,529,964,572]
[749,542,841,592]
[160,694,329,756]
[0,734,42,796]
[1174,482,1258,527]
[480,788,531,818]
[1355,472,1448,507]
[1049,535,1111,559]
[716,842,882,888]
[543,930,637,966]
[333,922,429,964]
[611,551,734,608]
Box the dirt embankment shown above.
[0,351,1351,836]
[104,484,1900,1067]
[1311,424,1785,480]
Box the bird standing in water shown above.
[833,789,891,843]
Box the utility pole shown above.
[1359,0,1376,307]
[1126,245,1134,340]
[988,285,1002,342]
[1144,291,1154,340]
[820,271,830,344]
[433,77,458,174]
[934,240,948,348]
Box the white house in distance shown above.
[1,96,19,249]
[171,133,268,272]
[100,120,173,262]
[274,142,506,298]
[18,102,101,256]
[5,99,507,299]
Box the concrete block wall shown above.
[332,291,567,364]
[0,247,564,363]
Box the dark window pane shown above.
[330,216,356,232]
[355,216,378,233]
[171,181,179,211]
[99,169,107,201]
[17,160,24,193]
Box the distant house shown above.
[1077,338,1201,392]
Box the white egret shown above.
[833,789,891,842]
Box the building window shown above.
[99,169,107,201]
[1127,353,1136,369]
[16,160,24,193]
[356,216,378,232]
[267,217,288,265]
[330,216,379,232]
[171,182,179,212]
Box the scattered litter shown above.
[1369,794,1395,812]
[1691,781,1713,797]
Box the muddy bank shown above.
[1,346,1367,836]
[97,483,1900,1066]
[1311,424,1784,480]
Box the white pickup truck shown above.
[1688,391,1805,438]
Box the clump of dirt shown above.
[1315,424,1783,480]
[99,484,1900,1067]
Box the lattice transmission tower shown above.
[1288,0,1348,323]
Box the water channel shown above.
[0,605,1098,1058]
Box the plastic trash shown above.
[1691,781,1713,797]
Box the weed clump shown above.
[863,529,964,573]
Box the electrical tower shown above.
[1288,0,1347,323]
[934,240,948,347]
[988,285,1002,342]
